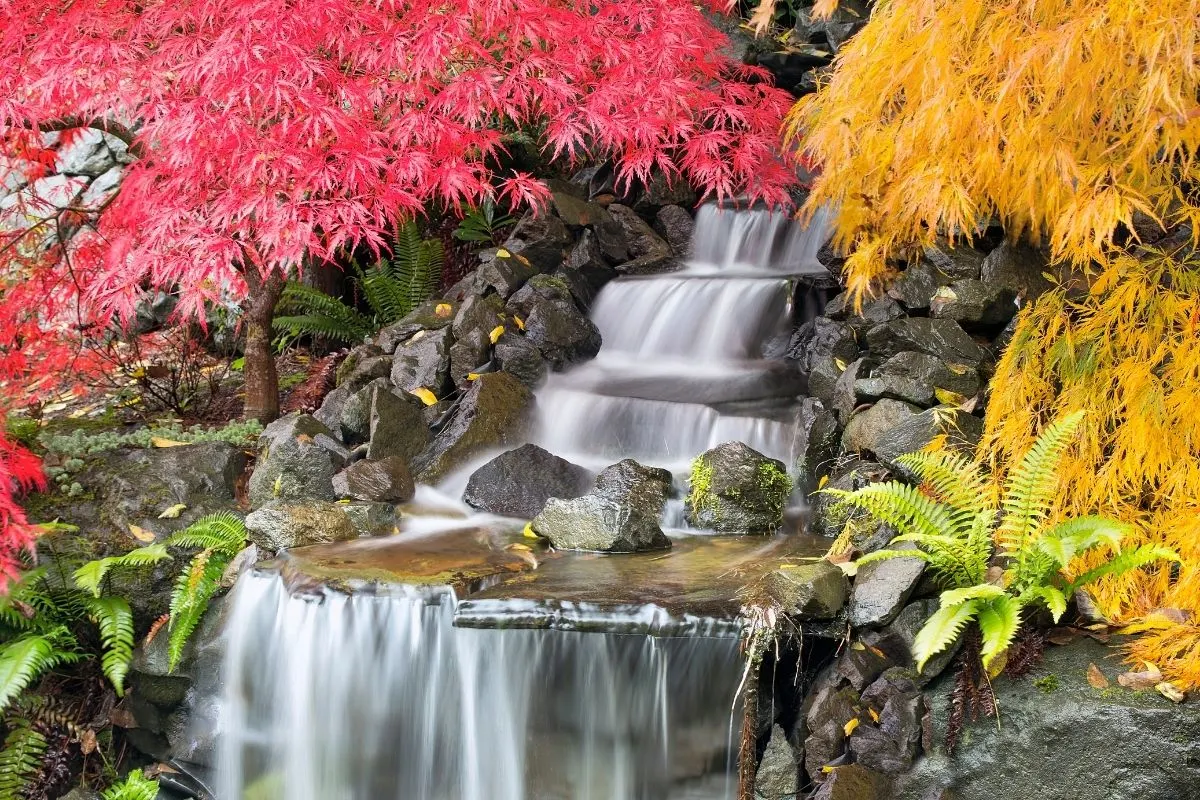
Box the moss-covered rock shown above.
[685,441,791,533]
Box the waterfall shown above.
[216,572,743,800]
[531,205,830,474]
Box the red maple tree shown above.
[0,0,799,583]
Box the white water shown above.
[217,573,742,800]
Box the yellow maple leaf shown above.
[435,303,452,317]
[843,718,859,736]
[410,387,438,406]
[514,315,525,330]
[150,437,187,448]
[128,524,156,543]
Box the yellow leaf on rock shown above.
[410,387,438,406]
[150,437,187,448]
[128,524,156,543]
[514,316,525,330]
[496,248,511,258]
[843,718,860,736]
[158,504,187,520]
[489,325,505,344]
[523,523,541,539]
[934,388,969,406]
[467,373,481,381]
[868,708,880,723]
[1156,681,1186,703]
[435,303,452,317]
[834,358,848,372]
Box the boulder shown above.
[523,297,602,369]
[765,562,848,620]
[804,681,861,779]
[558,230,617,306]
[248,414,349,508]
[313,385,351,435]
[448,327,491,386]
[244,501,357,551]
[494,336,547,388]
[890,638,1200,800]
[335,343,391,391]
[812,765,887,800]
[549,185,610,228]
[365,384,429,462]
[868,406,984,468]
[594,459,674,511]
[338,377,386,444]
[531,458,672,552]
[848,669,923,775]
[808,459,890,540]
[332,456,415,503]
[887,261,955,310]
[841,399,923,460]
[654,204,695,258]
[341,501,399,536]
[755,725,799,800]
[786,318,859,375]
[390,326,453,395]
[607,203,674,274]
[412,371,535,483]
[506,273,576,318]
[922,242,986,280]
[930,279,1018,327]
[474,249,540,298]
[886,599,960,682]
[822,293,904,335]
[376,299,456,353]
[793,398,842,496]
[463,444,592,518]
[980,240,1054,301]
[633,170,698,211]
[831,356,876,423]
[500,211,573,272]
[864,318,984,366]
[855,352,980,408]
[849,548,926,627]
[685,442,792,533]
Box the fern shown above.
[274,283,375,344]
[912,601,979,672]
[73,543,172,597]
[101,769,159,800]
[85,596,135,696]
[0,718,46,800]
[977,596,1022,672]
[165,512,246,555]
[0,629,79,713]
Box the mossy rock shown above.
[685,441,791,533]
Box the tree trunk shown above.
[242,270,286,423]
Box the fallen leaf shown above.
[843,717,859,736]
[868,708,880,723]
[523,523,541,540]
[157,503,187,520]
[273,474,283,497]
[506,543,532,552]
[128,524,156,543]
[150,437,187,448]
[834,560,858,577]
[1046,627,1079,646]
[109,704,137,729]
[489,325,505,344]
[79,729,97,754]
[435,303,452,317]
[1118,663,1163,690]
[515,253,531,266]
[934,387,969,406]
[466,373,481,381]
[410,387,438,406]
[1156,681,1186,703]
[514,315,525,330]
[818,474,829,489]
[496,247,512,258]
[143,613,170,647]
[1086,663,1109,689]
[833,357,848,371]
[295,433,314,444]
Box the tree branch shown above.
[31,117,144,158]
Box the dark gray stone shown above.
[506,273,576,318]
[811,764,887,800]
[855,352,981,407]
[607,203,674,274]
[654,205,695,258]
[314,385,351,435]
[849,550,926,627]
[980,240,1054,301]
[804,683,860,779]
[787,318,859,374]
[244,501,357,550]
[930,279,1018,327]
[531,494,670,552]
[634,170,698,211]
[685,441,792,533]
[887,261,955,310]
[865,318,984,366]
[755,725,799,800]
[248,415,348,508]
[376,299,456,353]
[808,460,890,539]
[341,501,399,536]
[807,357,845,407]
[766,562,848,620]
[841,399,923,459]
[832,356,875,423]
[869,407,984,468]
[501,211,573,272]
[494,336,548,388]
[448,327,491,386]
[886,599,960,682]
[823,293,904,335]
[390,326,453,395]
[794,398,841,496]
[549,186,609,228]
[365,384,429,462]
[594,459,674,510]
[412,371,535,483]
[338,377,387,444]
[850,670,923,774]
[558,230,617,306]
[332,456,414,503]
[474,250,540,298]
[922,243,986,280]
[524,298,602,369]
[463,444,592,519]
[335,344,392,391]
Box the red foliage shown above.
[0,435,44,589]
[0,0,800,584]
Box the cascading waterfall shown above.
[217,573,743,800]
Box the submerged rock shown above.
[245,501,358,551]
[463,444,592,519]
[685,442,792,533]
[332,456,415,503]
[248,414,349,508]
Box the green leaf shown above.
[73,543,172,597]
[1026,585,1068,622]
[168,549,230,671]
[0,718,47,799]
[977,595,1022,671]
[913,600,979,672]
[101,768,160,800]
[85,596,135,696]
[939,583,1006,607]
[165,512,247,556]
[0,631,77,713]
[1066,544,1179,595]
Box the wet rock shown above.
[531,494,670,552]
[524,297,602,369]
[506,273,576,317]
[793,398,841,496]
[341,501,399,536]
[850,670,923,774]
[412,371,535,483]
[812,765,886,800]
[332,456,415,503]
[766,562,848,620]
[865,318,984,366]
[335,345,392,393]
[590,205,631,263]
[634,171,698,211]
[607,203,674,274]
[886,599,960,682]
[755,725,799,800]
[787,318,859,375]
[808,460,890,539]
[804,683,861,777]
[849,548,926,627]
[930,279,1018,327]
[654,205,695,258]
[887,261,955,310]
[390,327,453,395]
[244,501,357,551]
[549,184,610,228]
[841,399,923,459]
[980,240,1054,301]
[365,384,429,462]
[494,336,548,388]
[831,356,876,423]
[248,415,349,508]
[855,352,980,407]
[376,299,456,353]
[314,385,351,435]
[558,230,617,306]
[594,459,674,510]
[806,357,845,407]
[463,444,592,519]
[448,327,491,385]
[923,242,986,280]
[823,293,904,335]
[685,442,792,533]
[834,637,895,691]
[869,406,984,468]
[338,377,386,444]
[474,249,541,298]
[501,211,573,272]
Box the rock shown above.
[494,336,547,388]
[808,460,890,539]
[364,385,429,462]
[804,682,861,778]
[531,458,672,552]
[865,318,984,366]
[332,456,415,503]
[887,261,955,310]
[791,0,868,52]
[806,356,845,407]
[558,230,617,306]
[501,211,573,272]
[685,442,792,532]
[886,599,960,682]
[474,249,540,298]
[607,203,674,274]
[891,638,1200,800]
[980,240,1054,301]
[930,279,1018,327]
[755,725,799,800]
[787,318,859,374]
[849,550,926,627]
[549,185,610,228]
[523,297,602,369]
[60,789,102,800]
[841,399,923,459]
[869,407,984,468]
[390,326,453,395]
[834,636,896,691]
[314,385,351,435]
[591,205,631,263]
[248,415,348,508]
[338,377,386,444]
[335,344,391,391]
[413,371,535,483]
[766,562,848,620]
[831,356,876,424]
[654,205,695,258]
[463,444,592,518]
[244,501,357,551]
[823,293,904,335]
[341,501,399,536]
[922,242,986,280]
[634,170,698,211]
[855,352,981,407]
[506,273,576,317]
[376,299,456,353]
[812,765,887,800]
[793,398,841,496]
[448,327,491,385]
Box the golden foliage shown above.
[982,250,1200,689]
[785,0,1200,300]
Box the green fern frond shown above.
[894,449,994,526]
[73,544,172,597]
[1066,544,1179,596]
[0,569,52,633]
[358,263,406,322]
[826,482,961,546]
[165,512,247,557]
[1024,585,1069,622]
[274,283,374,343]
[167,549,229,672]
[1036,515,1133,569]
[0,629,79,713]
[913,600,979,672]
[997,410,1086,560]
[977,595,1022,671]
[101,768,159,800]
[84,596,134,696]
[939,583,1006,607]
[0,717,46,800]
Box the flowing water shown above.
[208,206,831,800]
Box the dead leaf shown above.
[868,707,880,723]
[143,613,170,647]
[1086,663,1109,689]
[496,247,511,258]
[514,315,525,330]
[295,433,314,444]
[79,728,97,754]
[109,704,137,729]
[1046,627,1079,645]
[435,303,452,317]
[128,524,156,543]
[523,523,541,540]
[1118,663,1163,690]
[157,503,187,519]
[1156,681,1186,703]
[150,437,187,448]
[934,387,969,406]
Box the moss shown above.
[1034,673,1060,693]
[756,462,793,516]
[686,456,718,518]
